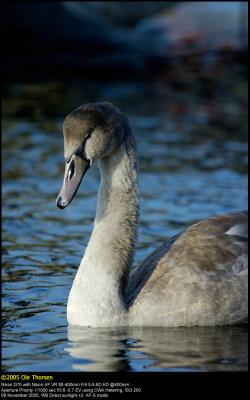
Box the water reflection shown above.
[67,325,248,372]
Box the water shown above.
[2,77,248,372]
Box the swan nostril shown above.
[67,160,75,182]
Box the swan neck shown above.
[94,133,139,289]
[67,131,139,326]
[83,132,139,294]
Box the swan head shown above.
[56,102,129,209]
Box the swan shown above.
[56,101,248,327]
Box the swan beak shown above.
[56,155,90,209]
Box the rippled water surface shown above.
[2,78,248,371]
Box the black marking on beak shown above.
[67,158,75,182]
[56,155,90,209]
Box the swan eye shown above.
[85,132,92,140]
[67,159,75,181]
[73,132,92,161]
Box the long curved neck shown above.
[94,132,139,294]
[67,131,139,326]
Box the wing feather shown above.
[126,211,248,306]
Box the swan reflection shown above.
[66,325,248,372]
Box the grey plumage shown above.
[57,102,248,327]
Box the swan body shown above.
[56,102,248,327]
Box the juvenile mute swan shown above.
[56,102,248,327]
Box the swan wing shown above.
[126,210,248,307]
[126,232,182,304]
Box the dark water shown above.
[2,77,248,372]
